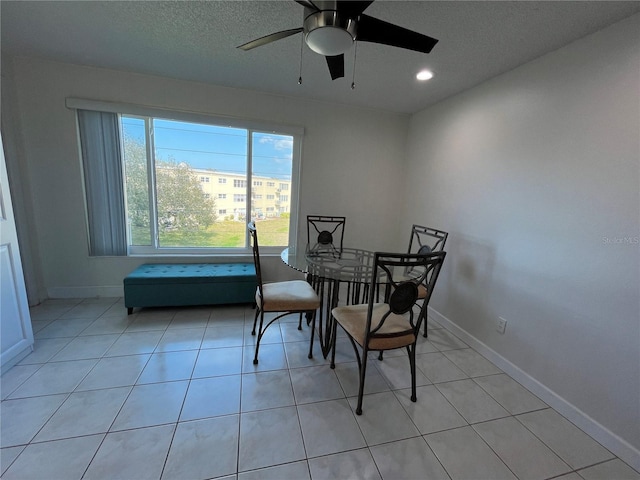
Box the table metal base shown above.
[308,275,370,358]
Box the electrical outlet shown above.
[497,317,507,334]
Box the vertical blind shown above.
[77,110,127,256]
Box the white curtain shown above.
[77,110,127,256]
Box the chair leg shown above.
[378,351,384,361]
[329,316,338,369]
[308,310,316,359]
[251,306,260,336]
[297,312,303,330]
[253,311,266,365]
[356,347,369,415]
[408,345,417,402]
[420,302,429,338]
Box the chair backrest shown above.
[408,224,448,255]
[366,251,446,341]
[307,215,346,255]
[248,221,264,300]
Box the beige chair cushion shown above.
[257,280,320,312]
[332,303,416,351]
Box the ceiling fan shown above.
[238,0,438,81]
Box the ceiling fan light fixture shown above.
[303,10,357,56]
[306,27,354,55]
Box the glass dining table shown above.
[281,245,378,358]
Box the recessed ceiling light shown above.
[416,70,434,81]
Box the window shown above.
[119,117,299,252]
[267,182,275,187]
[267,194,275,200]
[72,98,303,255]
[120,117,301,252]
[253,194,263,199]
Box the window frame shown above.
[68,98,303,256]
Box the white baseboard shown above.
[428,306,640,472]
[47,285,124,299]
[1,345,33,375]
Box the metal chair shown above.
[408,224,448,255]
[248,222,320,364]
[305,215,348,344]
[330,250,446,415]
[306,215,346,256]
[408,224,448,336]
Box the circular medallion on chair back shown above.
[418,245,432,254]
[318,230,333,245]
[389,282,419,314]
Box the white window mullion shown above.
[145,117,159,248]
[246,130,253,248]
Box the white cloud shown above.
[259,135,293,152]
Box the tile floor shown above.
[1,297,639,480]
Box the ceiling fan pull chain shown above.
[298,35,304,85]
[351,42,358,90]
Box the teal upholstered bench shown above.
[124,263,257,314]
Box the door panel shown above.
[0,132,33,372]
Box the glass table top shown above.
[281,245,376,283]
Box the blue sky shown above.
[121,117,293,179]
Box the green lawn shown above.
[132,218,289,248]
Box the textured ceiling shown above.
[2,1,639,114]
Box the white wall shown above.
[1,57,408,301]
[402,14,640,465]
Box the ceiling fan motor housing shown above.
[303,9,358,56]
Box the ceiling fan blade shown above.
[238,28,303,51]
[336,1,374,18]
[294,0,319,10]
[325,54,345,80]
[357,14,438,54]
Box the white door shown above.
[0,132,33,372]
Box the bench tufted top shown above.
[124,263,257,285]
